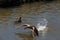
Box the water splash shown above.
[36,18,48,31]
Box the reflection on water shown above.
[15,33,34,40]
[0,1,60,40]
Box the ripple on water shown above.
[0,1,60,40]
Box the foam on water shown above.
[36,18,48,31]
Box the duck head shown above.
[18,17,22,22]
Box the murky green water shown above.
[0,1,60,40]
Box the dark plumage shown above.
[14,17,22,24]
[18,17,22,23]
[23,24,39,37]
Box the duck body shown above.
[23,24,39,37]
[22,18,48,37]
[24,26,39,36]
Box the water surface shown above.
[0,1,60,40]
